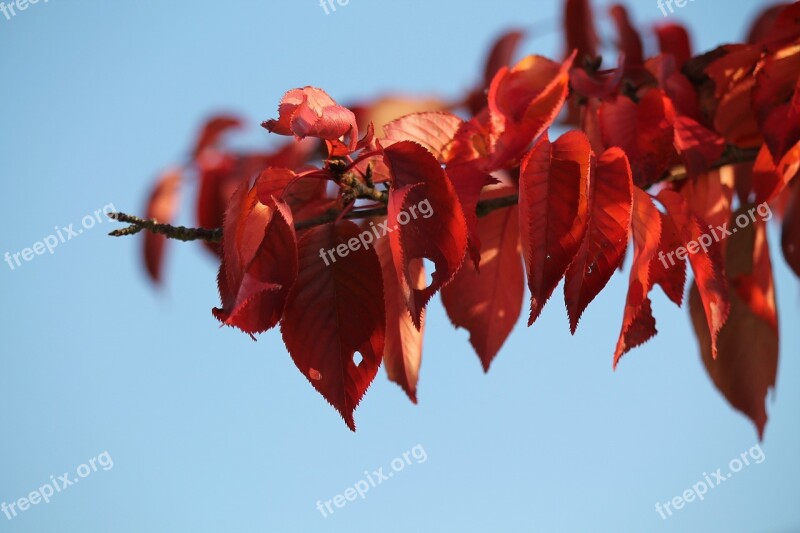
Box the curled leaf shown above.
[383,141,469,328]
[263,87,359,151]
[614,189,662,367]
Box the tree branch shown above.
[109,146,760,244]
[108,212,223,243]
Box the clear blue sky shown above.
[1,0,798,532]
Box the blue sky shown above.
[1,0,798,532]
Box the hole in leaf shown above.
[408,258,435,291]
[353,352,363,366]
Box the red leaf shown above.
[383,141,469,328]
[782,178,800,278]
[658,190,730,358]
[382,112,464,162]
[600,89,678,188]
[690,212,778,439]
[673,115,726,176]
[192,115,241,157]
[196,139,316,256]
[614,188,662,367]
[650,208,688,306]
[705,46,762,149]
[682,169,735,253]
[752,51,800,162]
[143,169,181,284]
[196,153,238,256]
[580,98,605,154]
[442,187,524,371]
[609,5,644,66]
[755,2,800,46]
[519,131,592,324]
[351,96,447,135]
[263,87,359,151]
[213,180,298,335]
[655,24,692,67]
[483,30,526,88]
[753,141,800,204]
[195,149,306,257]
[645,55,700,119]
[564,0,599,61]
[565,147,633,333]
[465,30,526,114]
[569,61,625,100]
[376,234,424,403]
[280,221,385,431]
[447,163,497,269]
[486,53,575,169]
[488,53,571,127]
[256,167,331,221]
[748,4,791,44]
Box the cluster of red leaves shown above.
[141,0,800,435]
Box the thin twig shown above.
[108,212,223,243]
[109,147,760,244]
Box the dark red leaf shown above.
[753,141,800,204]
[192,115,242,158]
[690,212,778,439]
[753,53,800,163]
[143,169,181,284]
[519,131,592,324]
[757,2,800,46]
[673,115,726,177]
[705,45,762,149]
[650,207,688,306]
[614,189,662,367]
[565,147,633,333]
[442,187,524,371]
[681,169,735,251]
[645,55,701,119]
[655,23,692,67]
[213,193,298,336]
[748,4,791,44]
[256,167,331,221]
[383,141,469,328]
[376,234,424,403]
[447,163,497,269]
[658,189,730,358]
[281,221,385,431]
[600,89,678,188]
[486,53,575,169]
[609,5,644,66]
[782,177,800,278]
[465,30,526,115]
[483,30,526,87]
[564,0,599,62]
